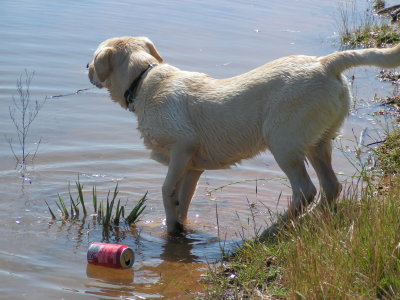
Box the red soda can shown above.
[87,242,134,269]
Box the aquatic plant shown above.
[125,192,147,225]
[46,178,147,228]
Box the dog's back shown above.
[158,55,350,169]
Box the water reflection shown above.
[46,216,212,297]
[161,235,201,263]
[82,227,217,298]
[86,264,134,284]
[48,218,134,250]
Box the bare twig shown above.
[48,87,92,99]
[207,176,288,195]
[7,70,46,179]
[366,139,386,147]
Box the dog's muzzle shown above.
[87,65,103,88]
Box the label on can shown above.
[87,242,134,269]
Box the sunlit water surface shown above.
[0,0,396,299]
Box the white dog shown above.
[88,36,400,236]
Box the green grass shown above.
[341,23,400,49]
[373,0,385,11]
[280,187,400,299]
[338,0,400,49]
[375,129,400,175]
[203,178,400,299]
[203,240,286,299]
[46,178,147,228]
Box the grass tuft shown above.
[47,178,147,229]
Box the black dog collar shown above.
[124,63,157,110]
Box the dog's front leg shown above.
[162,144,194,235]
[178,169,203,224]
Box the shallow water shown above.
[0,0,396,299]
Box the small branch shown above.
[48,87,93,99]
[366,139,386,147]
[30,138,42,163]
[207,176,288,195]
[6,136,20,163]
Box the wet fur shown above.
[88,36,400,236]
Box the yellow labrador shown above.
[88,36,400,236]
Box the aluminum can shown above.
[87,242,134,269]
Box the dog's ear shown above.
[142,38,163,63]
[94,47,114,82]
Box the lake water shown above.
[0,0,396,299]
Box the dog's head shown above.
[87,36,163,107]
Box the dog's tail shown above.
[320,44,400,75]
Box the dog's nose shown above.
[86,63,89,69]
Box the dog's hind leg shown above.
[263,148,317,238]
[306,138,341,208]
[162,144,195,235]
[178,169,203,224]
[274,151,317,219]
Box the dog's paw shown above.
[259,223,281,242]
[167,221,184,236]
